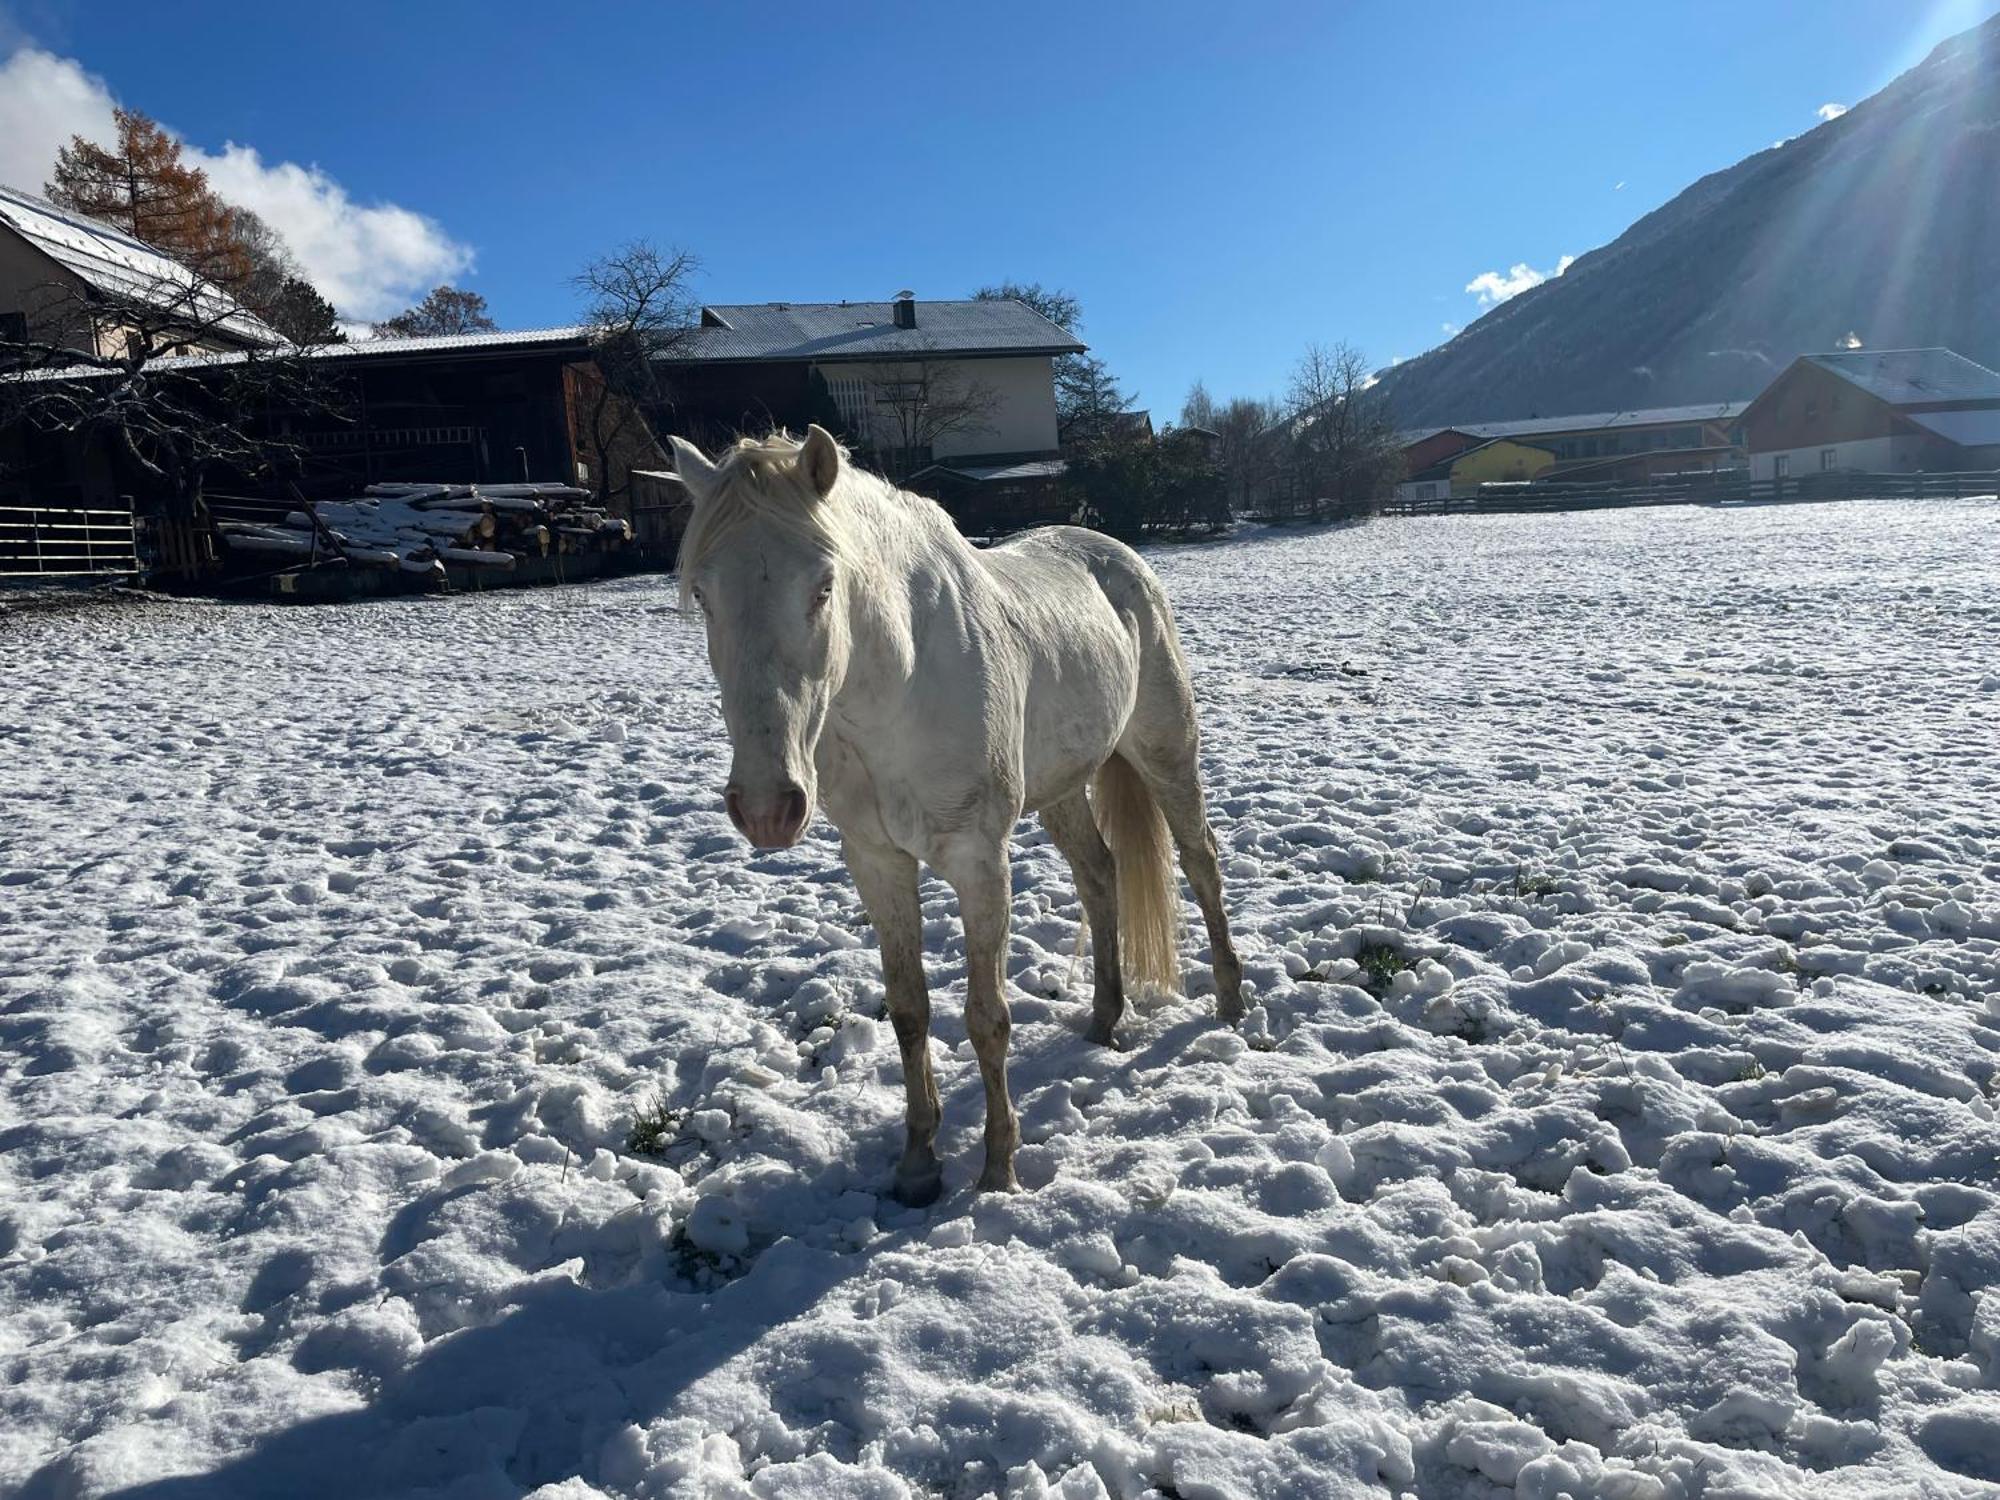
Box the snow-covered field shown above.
[4,499,2000,1500]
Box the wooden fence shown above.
[0,499,139,578]
[1381,469,2000,518]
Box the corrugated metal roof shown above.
[918,459,1067,483]
[1906,408,2000,447]
[336,325,591,358]
[3,324,592,384]
[0,182,281,348]
[1804,348,2000,406]
[670,299,1086,363]
[1401,402,1748,447]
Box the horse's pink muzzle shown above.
[725,784,810,849]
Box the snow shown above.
[3,497,1999,1498]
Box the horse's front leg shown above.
[938,837,1020,1193]
[845,838,942,1206]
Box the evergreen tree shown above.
[266,277,345,345]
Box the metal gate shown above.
[0,500,140,577]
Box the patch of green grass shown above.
[1354,942,1412,992]
[626,1089,681,1157]
[1512,866,1562,899]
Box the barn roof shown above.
[0,182,281,348]
[670,298,1086,363]
[3,324,592,384]
[1399,402,1747,448]
[914,458,1067,484]
[1802,348,2000,406]
[1906,408,2000,447]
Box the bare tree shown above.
[1180,379,1218,431]
[1208,394,1282,513]
[871,343,1002,480]
[0,271,338,526]
[571,240,699,504]
[1281,341,1399,522]
[972,281,1081,334]
[374,286,496,338]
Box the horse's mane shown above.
[677,430,869,610]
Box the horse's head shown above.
[671,425,854,849]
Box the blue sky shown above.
[4,0,1997,415]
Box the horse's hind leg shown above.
[845,838,943,1205]
[1041,789,1124,1045]
[1122,649,1246,1024]
[1137,752,1244,1023]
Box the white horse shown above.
[670,426,1243,1204]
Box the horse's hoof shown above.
[1217,993,1247,1027]
[1086,1019,1117,1047]
[976,1165,1020,1194]
[892,1171,943,1208]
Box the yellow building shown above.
[1397,436,1557,501]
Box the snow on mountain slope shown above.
[3,500,1999,1498]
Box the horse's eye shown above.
[690,586,706,613]
[810,578,834,614]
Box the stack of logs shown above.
[215,483,632,578]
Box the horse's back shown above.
[982,525,1170,621]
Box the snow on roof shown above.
[1803,348,2000,406]
[0,181,281,348]
[917,458,1068,484]
[331,325,591,359]
[1399,402,1748,447]
[1906,407,2000,447]
[4,324,592,384]
[671,299,1086,363]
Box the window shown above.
[822,372,873,443]
[1820,448,1837,471]
[1774,454,1790,478]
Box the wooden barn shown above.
[1739,348,2000,480]
[2,326,680,582]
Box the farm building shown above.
[0,182,280,359]
[1396,402,1747,490]
[1738,348,2000,479]
[658,293,1083,525]
[1,326,680,581]
[1394,437,1558,502]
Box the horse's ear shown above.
[669,435,718,501]
[799,424,841,499]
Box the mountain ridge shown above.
[1377,16,2000,426]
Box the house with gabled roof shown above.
[0,182,281,360]
[1738,348,2000,479]
[659,293,1084,520]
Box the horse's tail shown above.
[1093,753,1182,996]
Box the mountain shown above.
[1376,15,2000,427]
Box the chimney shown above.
[892,289,917,330]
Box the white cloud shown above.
[0,45,472,322]
[192,144,471,321]
[1440,322,1460,337]
[0,49,117,195]
[1817,101,1849,122]
[1614,180,1626,190]
[1465,253,1575,307]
